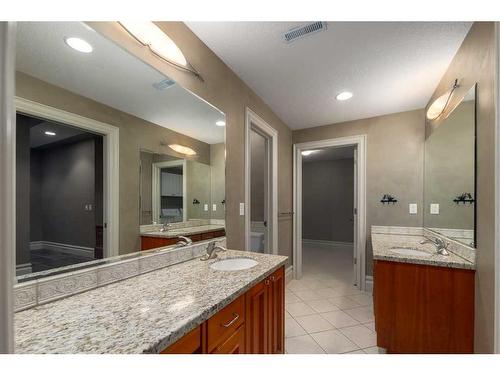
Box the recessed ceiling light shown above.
[64,37,93,53]
[215,120,226,127]
[301,150,320,156]
[44,131,56,136]
[335,91,353,101]
[168,144,197,156]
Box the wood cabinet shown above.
[374,260,475,353]
[140,229,225,251]
[161,266,284,354]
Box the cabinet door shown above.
[245,279,269,354]
[269,267,285,354]
[160,325,202,354]
[211,325,245,354]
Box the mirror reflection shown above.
[423,85,476,247]
[15,22,225,281]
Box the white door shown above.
[353,147,358,286]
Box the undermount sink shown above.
[389,247,431,257]
[210,258,259,271]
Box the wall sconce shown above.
[193,199,200,205]
[380,194,398,204]
[119,21,203,80]
[168,144,197,156]
[426,79,459,120]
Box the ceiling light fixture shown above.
[119,21,202,80]
[44,131,56,136]
[215,120,226,127]
[335,91,353,101]
[426,79,459,121]
[64,37,93,53]
[301,150,320,156]
[168,144,197,156]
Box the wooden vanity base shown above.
[374,260,475,353]
[141,229,226,251]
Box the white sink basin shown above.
[390,247,431,257]
[210,258,259,271]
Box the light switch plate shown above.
[409,203,417,214]
[430,203,440,215]
[204,204,208,211]
[212,204,217,211]
[239,203,245,216]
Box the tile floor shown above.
[285,242,384,354]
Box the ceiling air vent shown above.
[283,22,327,43]
[152,77,176,90]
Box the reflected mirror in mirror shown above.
[423,85,476,247]
[15,22,225,281]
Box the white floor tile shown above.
[363,322,376,332]
[285,291,302,304]
[295,314,334,333]
[286,280,310,292]
[285,302,316,317]
[340,325,377,349]
[311,330,359,354]
[347,292,373,306]
[363,346,385,354]
[320,310,360,328]
[343,306,374,324]
[285,316,308,338]
[344,349,366,354]
[328,296,362,310]
[306,299,340,313]
[293,290,323,301]
[315,288,343,298]
[285,335,325,354]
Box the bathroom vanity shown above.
[14,246,286,354]
[140,225,226,251]
[372,228,475,353]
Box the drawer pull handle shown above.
[265,279,270,285]
[221,313,239,328]
[271,276,275,281]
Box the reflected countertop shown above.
[141,224,225,238]
[15,250,287,354]
[372,233,475,270]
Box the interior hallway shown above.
[285,241,382,354]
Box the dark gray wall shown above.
[302,158,354,243]
[15,120,31,265]
[30,149,42,241]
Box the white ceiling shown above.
[186,22,472,129]
[16,22,225,144]
[303,146,355,163]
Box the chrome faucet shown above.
[420,236,450,256]
[201,240,227,261]
[159,221,171,232]
[176,236,193,247]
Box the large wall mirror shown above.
[15,22,225,282]
[423,84,476,248]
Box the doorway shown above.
[245,108,278,254]
[293,135,367,290]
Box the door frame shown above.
[244,108,278,254]
[494,21,500,354]
[151,159,187,223]
[293,134,367,290]
[14,97,120,258]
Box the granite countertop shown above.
[15,250,287,354]
[372,233,475,270]
[141,224,225,239]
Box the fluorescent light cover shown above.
[44,131,56,136]
[120,22,187,67]
[216,120,226,127]
[335,91,353,101]
[301,150,320,156]
[64,37,93,53]
[427,91,452,120]
[168,144,197,156]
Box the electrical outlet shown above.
[409,203,417,214]
[204,204,208,212]
[430,203,440,215]
[212,204,217,211]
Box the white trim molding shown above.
[244,108,278,255]
[285,265,294,285]
[151,159,187,223]
[14,97,120,259]
[0,21,16,354]
[365,275,374,293]
[15,263,32,276]
[30,241,94,258]
[293,134,367,291]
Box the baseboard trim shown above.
[16,262,32,276]
[365,275,373,293]
[285,265,293,284]
[30,241,94,258]
[302,239,354,247]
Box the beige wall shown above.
[293,108,425,275]
[87,22,294,265]
[425,22,496,353]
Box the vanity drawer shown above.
[207,294,245,352]
[161,325,202,354]
[201,232,215,240]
